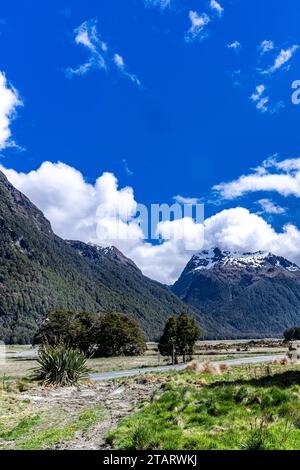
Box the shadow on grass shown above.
[210,370,300,389]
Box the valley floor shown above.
[1,362,300,450]
[1,339,297,450]
[1,339,287,381]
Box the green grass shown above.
[108,364,300,450]
[14,407,104,450]
[0,393,105,450]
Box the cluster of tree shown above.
[34,310,146,357]
[158,313,201,363]
[284,326,300,341]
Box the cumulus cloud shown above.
[263,45,299,74]
[2,161,300,281]
[203,207,300,265]
[66,19,141,86]
[0,162,138,243]
[259,40,274,55]
[257,198,286,215]
[213,157,300,199]
[0,162,204,284]
[226,41,241,51]
[0,71,22,150]
[209,0,224,17]
[184,11,210,43]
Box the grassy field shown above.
[0,387,105,450]
[1,352,281,381]
[108,363,300,450]
[1,361,300,449]
[1,354,169,380]
[1,340,287,381]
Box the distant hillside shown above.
[0,170,201,343]
[172,247,300,339]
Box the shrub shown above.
[32,343,89,386]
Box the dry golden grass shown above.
[186,360,230,375]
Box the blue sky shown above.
[2,0,300,283]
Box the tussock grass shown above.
[108,364,300,450]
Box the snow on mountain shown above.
[172,247,300,339]
[189,247,300,273]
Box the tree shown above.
[158,314,201,364]
[93,312,146,357]
[158,315,178,364]
[34,310,98,355]
[176,313,201,363]
[284,326,300,341]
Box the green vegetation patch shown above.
[108,365,300,450]
[0,392,104,450]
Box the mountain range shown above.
[2,169,300,343]
[0,170,202,343]
[172,247,300,338]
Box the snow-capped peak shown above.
[189,247,300,272]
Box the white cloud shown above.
[3,161,300,282]
[66,18,106,77]
[203,207,300,266]
[257,198,286,215]
[250,84,265,102]
[250,84,270,112]
[0,71,22,150]
[66,61,94,77]
[209,0,224,17]
[259,40,274,55]
[0,162,138,243]
[113,53,141,87]
[249,84,284,114]
[113,53,124,69]
[263,45,299,74]
[185,11,210,43]
[173,195,200,205]
[227,41,241,51]
[213,157,300,199]
[66,19,141,86]
[256,96,269,113]
[144,0,171,9]
[0,161,204,284]
[122,159,133,176]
